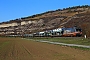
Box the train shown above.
[3,26,82,37]
[25,26,82,37]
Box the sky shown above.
[0,0,90,23]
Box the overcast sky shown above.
[0,0,90,22]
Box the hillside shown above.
[0,5,90,37]
[64,11,90,37]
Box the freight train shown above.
[3,26,82,37]
[27,26,82,37]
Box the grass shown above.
[27,37,90,46]
[26,37,90,50]
[70,46,90,50]
[1,37,90,50]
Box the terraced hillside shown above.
[0,5,90,36]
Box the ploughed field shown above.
[0,37,90,60]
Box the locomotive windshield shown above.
[76,28,82,32]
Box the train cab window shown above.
[76,28,82,32]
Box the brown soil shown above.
[0,37,90,60]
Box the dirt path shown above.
[0,38,90,60]
[36,40,90,48]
